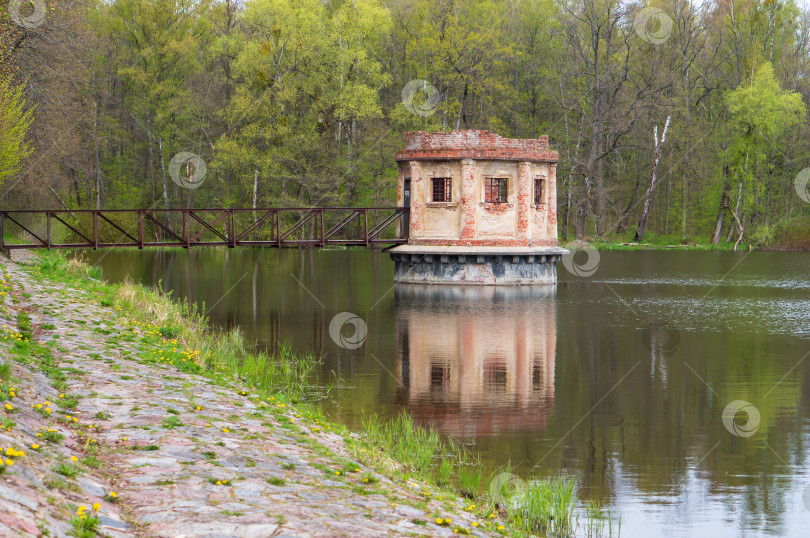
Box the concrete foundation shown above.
[389,246,567,285]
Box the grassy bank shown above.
[18,249,617,536]
[575,215,810,251]
[573,233,739,251]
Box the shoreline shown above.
[0,250,613,536]
[0,252,502,536]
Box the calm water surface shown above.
[85,248,810,537]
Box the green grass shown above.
[68,512,100,538]
[457,460,483,499]
[52,462,82,478]
[41,430,64,443]
[16,311,32,340]
[161,416,183,429]
[0,362,11,383]
[360,413,612,536]
[586,232,738,251]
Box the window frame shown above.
[534,176,545,206]
[431,177,452,203]
[484,177,508,203]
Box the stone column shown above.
[408,161,423,238]
[546,164,558,242]
[517,161,532,240]
[460,158,476,241]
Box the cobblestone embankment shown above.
[0,254,497,537]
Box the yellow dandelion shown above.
[70,456,78,462]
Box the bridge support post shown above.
[138,212,144,249]
[93,212,99,250]
[182,211,189,249]
[0,213,7,259]
[230,210,236,248]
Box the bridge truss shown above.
[0,207,408,251]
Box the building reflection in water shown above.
[394,285,556,438]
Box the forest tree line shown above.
[2,0,810,246]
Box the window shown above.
[485,178,508,203]
[431,177,452,202]
[534,177,545,205]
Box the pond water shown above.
[85,248,810,537]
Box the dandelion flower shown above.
[109,492,117,498]
[70,456,78,462]
[92,503,101,511]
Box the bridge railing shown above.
[0,207,409,250]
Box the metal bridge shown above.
[0,207,409,252]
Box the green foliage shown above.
[724,62,806,219]
[0,75,34,187]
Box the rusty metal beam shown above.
[0,207,409,251]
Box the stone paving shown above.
[0,255,498,537]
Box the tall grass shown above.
[360,412,615,536]
[361,412,443,475]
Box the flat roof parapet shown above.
[395,129,558,163]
